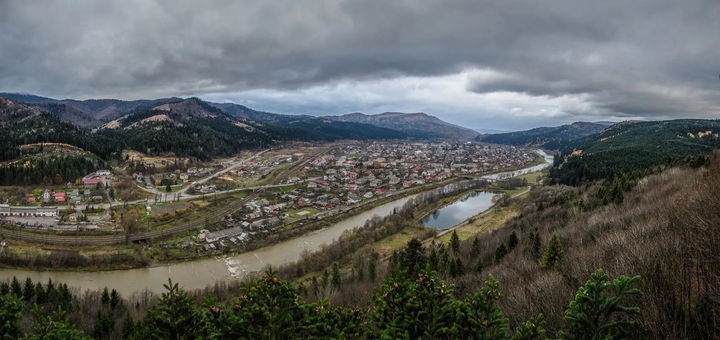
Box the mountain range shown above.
[0,93,480,162]
[0,92,477,140]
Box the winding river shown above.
[0,150,553,296]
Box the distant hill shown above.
[95,98,406,160]
[210,102,408,141]
[548,119,720,185]
[477,122,608,149]
[334,112,478,139]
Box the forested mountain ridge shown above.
[0,92,184,127]
[334,111,479,139]
[0,98,110,185]
[548,119,720,185]
[478,121,608,149]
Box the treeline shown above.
[0,266,641,339]
[0,249,149,271]
[0,154,106,186]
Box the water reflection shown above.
[421,191,497,230]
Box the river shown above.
[0,195,416,296]
[0,150,553,296]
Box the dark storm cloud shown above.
[0,0,719,119]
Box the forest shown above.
[548,119,720,186]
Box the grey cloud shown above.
[0,0,719,121]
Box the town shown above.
[0,141,542,254]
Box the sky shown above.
[1,0,719,131]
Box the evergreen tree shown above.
[495,242,509,262]
[508,231,519,250]
[35,282,47,304]
[449,230,460,254]
[93,310,113,340]
[165,184,172,192]
[369,261,377,283]
[399,238,427,278]
[541,232,565,269]
[121,312,135,339]
[471,237,481,258]
[100,287,110,306]
[134,279,202,340]
[557,269,642,340]
[10,277,22,297]
[109,289,121,310]
[23,277,35,301]
[530,229,542,260]
[357,265,365,282]
[0,282,9,296]
[450,257,464,277]
[428,246,439,271]
[331,263,342,292]
[475,259,484,274]
[29,306,90,339]
[321,269,330,291]
[0,293,23,339]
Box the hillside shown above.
[0,98,109,185]
[335,111,479,139]
[548,119,720,185]
[478,121,608,149]
[94,98,278,160]
[211,102,408,140]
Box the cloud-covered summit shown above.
[1,0,718,129]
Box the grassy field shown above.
[288,208,320,218]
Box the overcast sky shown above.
[1,0,719,130]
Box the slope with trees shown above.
[478,121,608,149]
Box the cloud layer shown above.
[1,0,719,129]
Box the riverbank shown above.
[0,177,465,272]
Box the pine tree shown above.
[449,230,460,254]
[357,265,365,282]
[0,282,9,296]
[508,231,519,250]
[399,238,427,278]
[428,246,439,271]
[475,259,484,274]
[0,293,23,338]
[369,261,377,282]
[530,229,542,260]
[35,282,47,304]
[470,237,481,258]
[109,289,121,310]
[23,277,35,301]
[557,269,642,339]
[100,287,110,305]
[541,232,564,269]
[135,279,201,339]
[321,269,330,291]
[495,242,509,262]
[10,277,22,297]
[331,263,342,292]
[121,312,135,339]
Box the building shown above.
[83,178,103,187]
[0,205,57,217]
[96,170,111,176]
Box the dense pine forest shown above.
[548,119,720,185]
